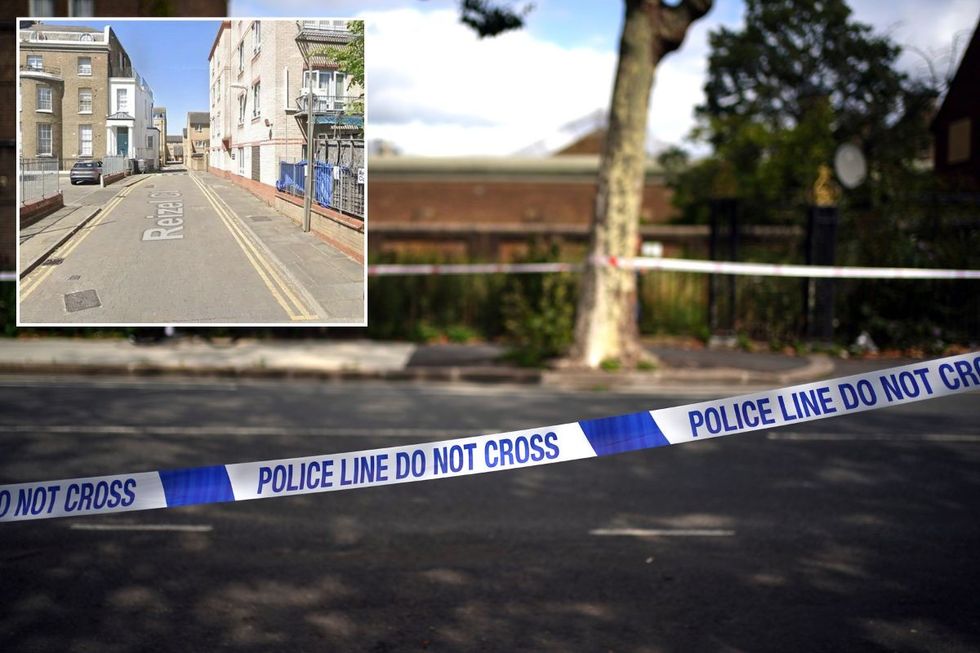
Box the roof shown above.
[187,111,209,124]
[369,154,664,177]
[166,135,183,143]
[24,23,100,33]
[932,17,980,128]
[208,21,231,62]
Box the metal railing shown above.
[295,93,354,114]
[20,158,60,205]
[20,64,62,77]
[102,155,127,176]
[276,139,365,219]
[20,29,106,43]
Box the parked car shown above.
[69,160,102,185]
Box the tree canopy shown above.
[674,0,937,220]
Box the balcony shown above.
[295,93,356,115]
[20,64,62,78]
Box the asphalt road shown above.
[1,376,978,652]
[19,169,328,324]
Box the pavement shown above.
[0,335,924,389]
[18,165,364,325]
[19,175,148,279]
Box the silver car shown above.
[69,160,102,185]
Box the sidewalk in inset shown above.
[194,172,365,323]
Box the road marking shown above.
[189,174,318,321]
[767,432,980,442]
[69,523,212,532]
[20,176,151,301]
[589,528,736,537]
[0,424,485,438]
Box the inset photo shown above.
[16,18,366,325]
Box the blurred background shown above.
[2,0,978,360]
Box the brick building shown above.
[166,134,183,163]
[153,106,167,163]
[19,23,157,171]
[932,18,980,188]
[1,1,229,271]
[11,1,227,17]
[207,19,363,201]
[368,155,675,260]
[183,111,209,171]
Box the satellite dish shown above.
[834,143,867,189]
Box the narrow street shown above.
[19,167,363,324]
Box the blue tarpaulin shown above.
[277,160,333,209]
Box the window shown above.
[36,85,52,111]
[252,21,261,53]
[238,94,247,124]
[147,136,153,149]
[948,118,971,165]
[303,69,332,92]
[29,0,55,16]
[78,57,92,76]
[78,88,92,113]
[116,88,128,113]
[252,81,261,117]
[334,72,346,110]
[238,147,245,176]
[195,124,201,133]
[79,125,92,156]
[238,42,244,73]
[26,55,43,71]
[37,124,52,155]
[70,0,94,16]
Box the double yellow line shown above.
[20,176,150,300]
[189,174,318,321]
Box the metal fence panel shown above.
[102,155,126,176]
[20,158,60,205]
[277,143,364,219]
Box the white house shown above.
[105,67,158,170]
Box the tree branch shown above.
[656,0,714,54]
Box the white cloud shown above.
[358,1,975,156]
[364,8,617,155]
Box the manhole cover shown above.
[42,258,63,266]
[68,274,81,281]
[64,289,101,313]
[249,216,272,222]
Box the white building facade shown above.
[106,68,158,170]
[207,19,361,193]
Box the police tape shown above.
[2,352,978,523]
[611,256,980,279]
[367,257,980,279]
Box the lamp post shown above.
[302,67,314,233]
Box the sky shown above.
[36,19,222,139]
[39,2,980,154]
[230,0,979,157]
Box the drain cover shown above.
[64,289,101,313]
[68,274,81,281]
[249,216,272,222]
[42,258,64,266]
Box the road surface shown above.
[0,376,977,652]
[19,169,361,324]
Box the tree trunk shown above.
[570,0,711,368]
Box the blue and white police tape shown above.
[2,352,978,523]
